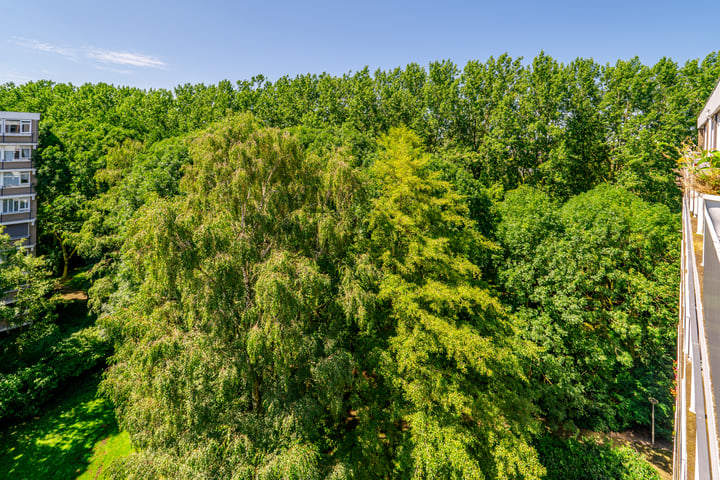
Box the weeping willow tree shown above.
[101,114,362,479]
[101,116,543,479]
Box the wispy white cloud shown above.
[87,50,165,68]
[15,38,79,60]
[15,37,166,70]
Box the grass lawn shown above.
[77,430,132,480]
[0,369,132,480]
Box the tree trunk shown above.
[58,236,70,280]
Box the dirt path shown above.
[54,281,89,301]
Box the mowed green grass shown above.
[77,430,132,480]
[0,370,132,480]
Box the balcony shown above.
[0,113,40,146]
[0,131,38,145]
[676,160,720,478]
[0,186,34,196]
[0,160,33,170]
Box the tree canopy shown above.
[0,50,708,478]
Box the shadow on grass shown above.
[0,369,120,480]
[633,442,672,478]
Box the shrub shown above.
[0,326,110,420]
[535,435,659,480]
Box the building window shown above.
[2,197,30,213]
[5,121,19,134]
[1,172,30,187]
[3,120,31,135]
[2,197,30,214]
[1,148,32,161]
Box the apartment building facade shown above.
[698,77,720,150]
[0,111,39,251]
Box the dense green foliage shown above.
[95,120,543,478]
[0,52,716,278]
[1,50,712,477]
[534,436,660,480]
[496,185,679,437]
[360,128,542,478]
[0,233,99,422]
[0,326,108,419]
[0,296,109,421]
[0,233,55,330]
[101,115,365,478]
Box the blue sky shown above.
[2,0,717,90]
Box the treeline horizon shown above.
[6,51,716,205]
[0,51,716,478]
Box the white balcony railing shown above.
[676,185,720,478]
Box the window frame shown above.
[1,172,31,188]
[3,120,32,135]
[4,120,20,134]
[2,197,31,214]
[0,147,32,161]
